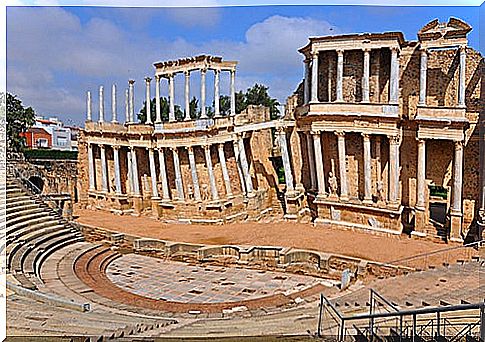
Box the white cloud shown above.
[7,8,341,124]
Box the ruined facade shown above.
[289,18,484,241]
[78,18,484,242]
[78,56,294,223]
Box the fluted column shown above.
[146,148,159,199]
[100,145,108,193]
[187,146,201,201]
[416,139,426,210]
[168,74,176,122]
[458,46,466,107]
[312,131,326,197]
[155,75,162,124]
[304,60,310,104]
[214,69,220,117]
[237,135,254,195]
[113,146,122,194]
[204,145,219,201]
[125,89,129,123]
[128,80,135,123]
[126,149,133,194]
[86,91,92,121]
[130,147,140,196]
[184,71,191,121]
[311,51,319,102]
[451,141,464,215]
[362,133,372,203]
[335,131,348,200]
[419,49,428,106]
[200,68,207,119]
[230,69,236,116]
[144,77,152,125]
[328,55,333,102]
[362,48,371,103]
[217,143,232,197]
[233,141,246,195]
[88,143,95,191]
[171,147,184,201]
[277,128,294,193]
[157,148,171,201]
[389,47,400,104]
[306,132,317,191]
[388,135,400,204]
[99,86,105,123]
[336,50,344,102]
[111,84,117,123]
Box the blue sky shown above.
[6,4,483,126]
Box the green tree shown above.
[137,97,182,123]
[218,95,231,116]
[7,93,35,152]
[244,83,280,119]
[189,96,200,119]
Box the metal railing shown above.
[317,290,485,341]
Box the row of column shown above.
[86,68,237,124]
[419,45,467,107]
[415,139,464,215]
[304,47,400,105]
[87,136,254,203]
[305,131,400,204]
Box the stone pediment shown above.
[418,17,471,47]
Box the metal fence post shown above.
[480,303,485,342]
[436,311,440,338]
[412,313,417,342]
[317,293,323,337]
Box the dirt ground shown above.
[73,208,465,264]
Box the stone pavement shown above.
[106,254,333,304]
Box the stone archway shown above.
[29,175,44,193]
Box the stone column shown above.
[125,89,129,123]
[306,132,317,191]
[458,46,466,107]
[168,74,176,122]
[111,84,117,123]
[126,149,133,194]
[416,139,426,210]
[217,143,232,197]
[88,143,95,191]
[419,49,428,106]
[389,47,400,104]
[86,91,92,121]
[230,69,236,116]
[130,147,140,196]
[184,71,191,121]
[311,51,319,102]
[204,145,219,201]
[312,131,326,197]
[144,77,152,125]
[113,145,122,194]
[128,80,135,123]
[187,146,201,201]
[450,140,464,241]
[277,128,294,193]
[171,147,185,201]
[328,54,333,102]
[237,135,254,195]
[335,131,348,201]
[336,49,344,102]
[233,141,246,195]
[155,75,162,124]
[362,133,372,203]
[375,136,383,200]
[148,148,159,199]
[388,135,400,205]
[99,86,105,123]
[100,145,108,193]
[200,68,207,119]
[362,48,371,103]
[157,148,171,201]
[304,60,310,104]
[214,69,220,117]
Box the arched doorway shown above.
[29,176,44,193]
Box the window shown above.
[37,138,48,148]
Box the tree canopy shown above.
[7,93,35,152]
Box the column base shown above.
[449,212,463,242]
[132,196,143,214]
[362,197,373,205]
[414,207,427,234]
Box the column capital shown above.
[459,45,467,53]
[217,142,224,151]
[310,130,321,135]
[361,132,371,140]
[154,74,161,81]
[112,145,120,150]
[99,144,106,150]
[276,126,286,135]
[362,47,371,53]
[334,131,345,137]
[166,72,174,79]
[454,140,464,150]
[416,137,426,144]
[203,144,211,152]
[187,145,194,153]
[420,48,428,55]
[213,68,220,75]
[144,76,152,84]
[311,51,319,59]
[200,68,207,74]
[390,46,400,53]
[128,79,135,85]
[129,146,137,151]
[184,70,190,76]
[389,135,401,145]
[336,49,344,56]
[168,146,177,152]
